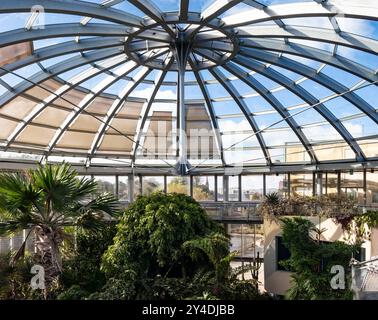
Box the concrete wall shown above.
[264,216,375,296]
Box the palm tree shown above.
[0,163,120,297]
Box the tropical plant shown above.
[259,193,359,220]
[60,224,117,299]
[0,163,120,297]
[183,232,231,285]
[0,252,43,300]
[101,192,224,281]
[280,217,359,300]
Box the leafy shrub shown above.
[60,224,117,298]
[281,217,359,300]
[0,252,44,300]
[102,192,225,279]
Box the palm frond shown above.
[183,232,230,266]
[0,220,30,236]
[0,172,40,215]
[76,193,121,218]
[73,177,98,201]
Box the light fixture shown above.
[349,169,354,175]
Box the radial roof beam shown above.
[237,38,378,83]
[233,55,367,161]
[127,0,176,37]
[0,0,143,27]
[88,67,152,158]
[239,47,378,125]
[189,57,225,166]
[0,37,124,78]
[0,47,123,107]
[179,0,189,21]
[222,60,318,163]
[5,55,128,149]
[201,0,244,23]
[132,58,174,161]
[80,0,126,28]
[208,67,272,166]
[235,26,378,55]
[221,1,378,28]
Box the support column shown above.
[223,175,229,202]
[263,174,266,197]
[337,171,341,196]
[215,175,218,202]
[174,31,191,175]
[139,175,143,195]
[315,172,323,196]
[190,175,194,198]
[238,174,242,202]
[363,169,367,206]
[164,175,167,193]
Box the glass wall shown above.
[217,176,224,201]
[142,176,164,196]
[134,176,142,198]
[366,171,378,205]
[229,224,264,259]
[78,170,375,205]
[167,176,190,195]
[192,176,215,201]
[228,175,239,201]
[93,175,116,194]
[322,173,338,195]
[242,175,264,201]
[340,171,364,204]
[265,174,289,197]
[118,176,129,201]
[290,173,313,196]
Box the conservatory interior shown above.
[0,0,377,301]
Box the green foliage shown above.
[102,192,224,279]
[0,253,43,300]
[60,224,117,298]
[0,162,120,239]
[95,192,264,300]
[259,193,358,219]
[57,285,89,300]
[280,217,359,300]
[0,163,120,296]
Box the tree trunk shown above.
[34,226,63,299]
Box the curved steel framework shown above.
[0,0,377,174]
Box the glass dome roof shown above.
[0,0,377,173]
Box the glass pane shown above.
[134,176,141,198]
[167,176,190,195]
[323,173,338,196]
[366,172,378,205]
[193,176,215,201]
[340,171,364,204]
[217,176,224,202]
[93,176,116,195]
[142,176,164,196]
[118,176,129,201]
[228,175,239,202]
[290,173,313,196]
[265,174,289,197]
[242,175,264,201]
[228,224,264,259]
